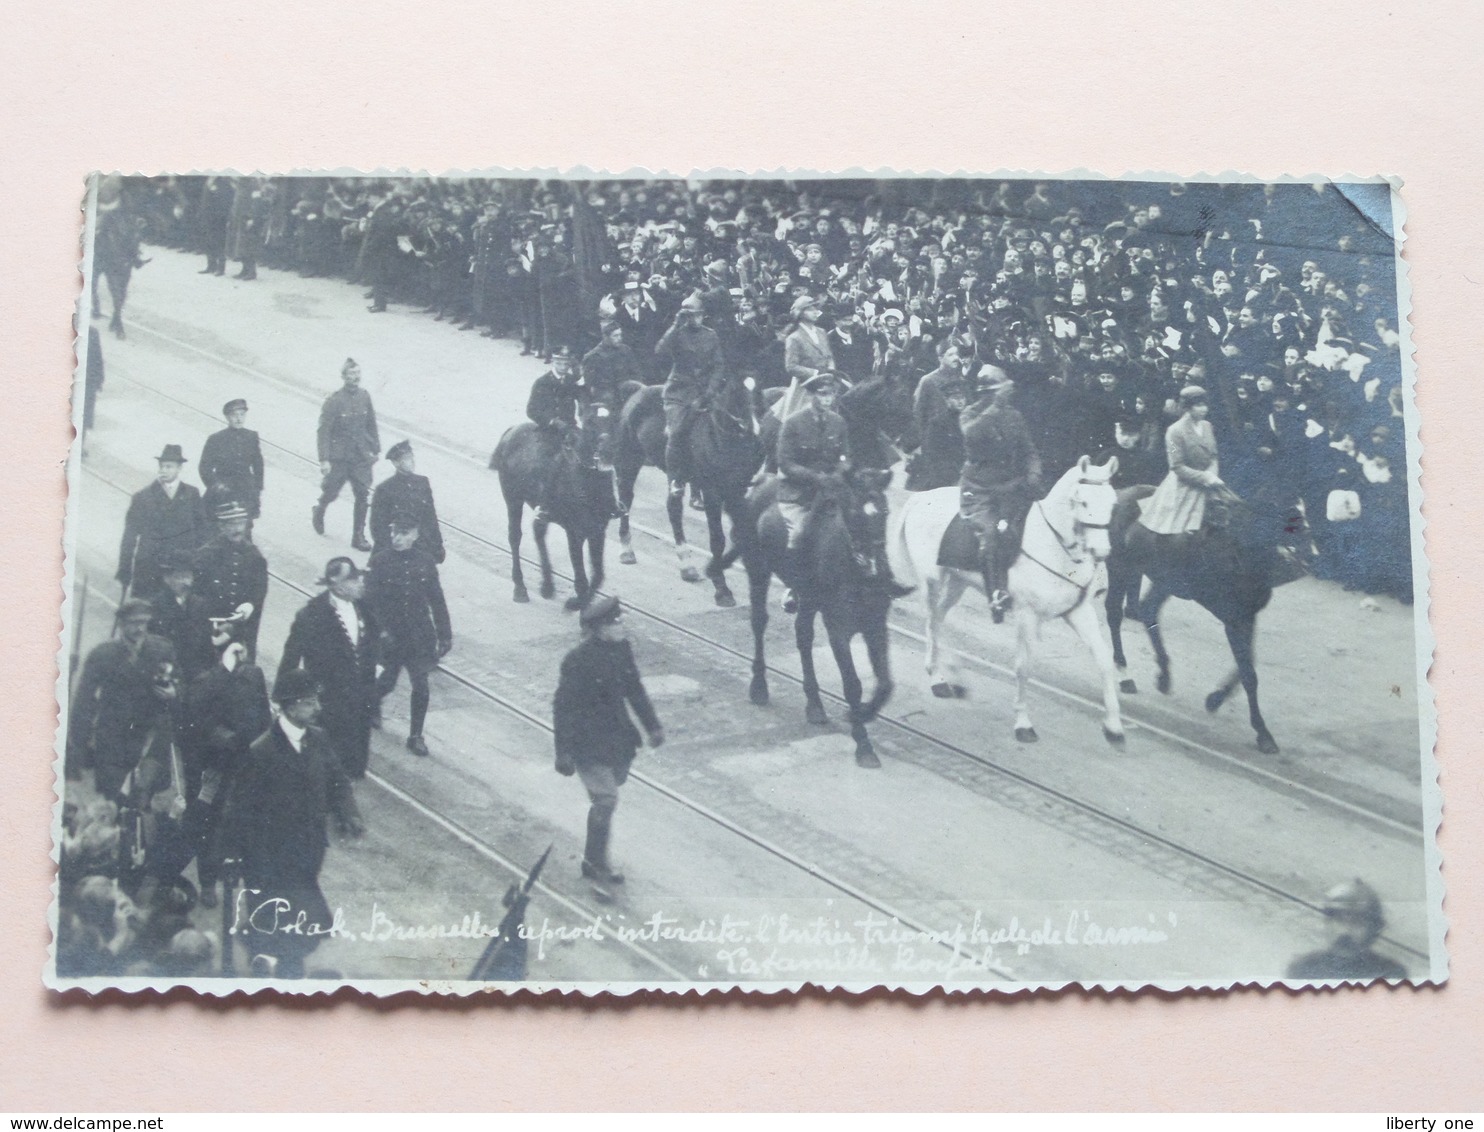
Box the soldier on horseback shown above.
[656,293,726,498]
[527,347,581,524]
[959,364,1043,622]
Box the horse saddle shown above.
[937,513,982,571]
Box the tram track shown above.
[84,359,1431,965]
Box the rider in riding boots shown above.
[655,293,726,498]
[776,373,912,613]
[528,346,581,524]
[959,364,1043,623]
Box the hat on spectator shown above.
[680,294,705,314]
[272,668,320,705]
[580,593,623,627]
[222,398,248,416]
[881,307,904,323]
[156,444,187,464]
[790,294,821,318]
[1179,385,1209,407]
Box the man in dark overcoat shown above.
[367,515,451,758]
[198,175,232,276]
[553,595,664,898]
[277,557,381,779]
[369,440,445,563]
[655,294,726,493]
[221,667,364,979]
[116,444,207,601]
[313,358,380,551]
[579,321,646,415]
[146,554,216,682]
[198,398,264,520]
[192,500,269,660]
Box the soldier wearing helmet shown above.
[1285,878,1407,981]
[654,293,726,495]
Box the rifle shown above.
[469,843,552,982]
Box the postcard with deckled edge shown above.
[49,170,1442,996]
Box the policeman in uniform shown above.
[313,358,380,551]
[198,398,264,520]
[959,365,1043,622]
[370,440,445,563]
[552,595,664,899]
[655,293,726,496]
[192,500,269,659]
[1286,878,1407,981]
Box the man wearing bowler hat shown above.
[198,398,264,520]
[116,444,207,601]
[370,440,445,563]
[313,359,380,552]
[221,667,364,979]
[277,557,381,779]
[552,595,664,899]
[192,499,269,659]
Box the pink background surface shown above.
[2,0,1480,1111]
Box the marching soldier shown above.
[313,358,380,552]
[367,515,452,758]
[116,444,207,602]
[198,398,264,520]
[959,365,1043,622]
[552,596,664,899]
[192,500,269,659]
[370,440,445,563]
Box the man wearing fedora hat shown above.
[198,398,264,521]
[313,358,380,552]
[192,499,269,659]
[221,666,364,979]
[116,444,207,602]
[277,557,382,779]
[655,293,725,496]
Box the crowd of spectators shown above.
[123,175,1412,601]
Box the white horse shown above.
[889,455,1126,746]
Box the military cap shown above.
[802,371,838,392]
[579,593,623,627]
[118,597,155,621]
[156,444,187,464]
[1321,878,1384,931]
[222,398,248,416]
[790,294,822,319]
[341,357,360,376]
[388,511,420,533]
[214,500,250,522]
[316,556,365,585]
[551,345,575,360]
[881,307,904,323]
[271,667,320,705]
[385,439,414,462]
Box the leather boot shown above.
[311,502,326,536]
[581,805,623,886]
[351,497,372,552]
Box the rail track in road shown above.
[83,360,1432,969]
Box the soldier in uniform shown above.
[116,444,207,602]
[909,346,972,491]
[655,293,726,496]
[580,321,646,415]
[198,398,264,520]
[192,500,269,660]
[367,515,452,758]
[68,599,178,802]
[959,365,1043,622]
[1286,878,1407,981]
[313,358,380,552]
[370,440,445,562]
[775,372,848,614]
[526,347,582,523]
[552,595,664,899]
[277,557,381,780]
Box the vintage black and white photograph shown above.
[50,172,1440,993]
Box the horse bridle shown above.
[1016,483,1107,600]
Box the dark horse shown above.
[713,470,897,768]
[91,206,147,339]
[1106,488,1305,754]
[757,373,918,473]
[613,382,762,607]
[490,403,618,611]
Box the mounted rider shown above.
[655,293,727,497]
[527,346,581,523]
[960,364,1043,622]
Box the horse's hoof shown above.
[619,549,637,565]
[714,589,736,609]
[1204,691,1225,714]
[1256,732,1280,755]
[564,594,586,612]
[513,587,530,604]
[1156,673,1172,695]
[855,747,882,769]
[805,703,829,726]
[680,566,701,583]
[539,582,556,600]
[930,681,955,699]
[1119,678,1138,695]
[1014,727,1039,744]
[749,682,769,707]
[1103,727,1126,747]
[949,684,968,699]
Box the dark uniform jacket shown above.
[191,535,269,656]
[526,370,580,430]
[181,658,271,781]
[960,396,1042,501]
[277,592,381,778]
[370,471,445,562]
[776,405,849,506]
[552,637,661,774]
[366,547,451,670]
[68,634,178,796]
[198,426,264,517]
[317,387,379,465]
[146,587,217,682]
[116,481,207,596]
[655,321,725,406]
[1093,442,1168,490]
[221,721,359,958]
[579,340,645,410]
